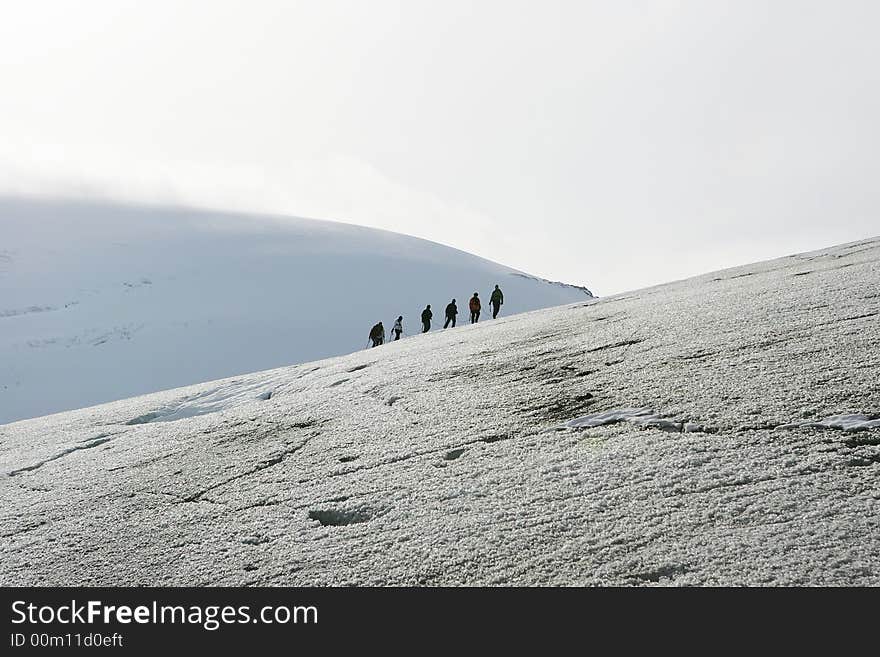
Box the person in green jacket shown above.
[368,322,385,347]
[444,299,458,328]
[490,284,504,319]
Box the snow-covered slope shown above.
[1,237,877,586]
[0,198,592,424]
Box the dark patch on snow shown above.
[835,311,878,323]
[737,422,783,433]
[712,271,756,282]
[289,419,319,430]
[560,364,596,378]
[0,519,48,539]
[308,507,375,527]
[845,454,880,467]
[586,338,643,353]
[126,412,162,425]
[633,563,690,583]
[386,395,402,406]
[842,239,877,250]
[835,244,880,258]
[257,390,273,401]
[480,434,511,444]
[444,448,466,460]
[560,365,597,378]
[328,378,349,387]
[526,393,596,421]
[844,434,880,448]
[338,455,358,463]
[676,350,717,361]
[347,363,371,373]
[792,271,813,277]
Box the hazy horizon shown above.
[2,1,878,294]
[5,193,876,297]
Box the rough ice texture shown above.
[1,236,879,586]
[564,408,692,432]
[777,414,880,432]
[0,197,592,424]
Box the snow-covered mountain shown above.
[1,237,877,585]
[0,197,592,424]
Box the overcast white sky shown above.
[1,1,878,294]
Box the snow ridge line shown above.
[7,435,114,477]
[177,431,321,504]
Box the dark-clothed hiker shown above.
[469,293,481,324]
[490,284,504,319]
[444,299,458,328]
[421,305,433,333]
[392,316,403,341]
[369,322,385,347]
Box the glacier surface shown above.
[1,236,878,585]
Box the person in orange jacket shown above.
[469,292,481,324]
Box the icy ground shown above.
[1,237,878,585]
[0,197,591,424]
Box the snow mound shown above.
[564,408,705,433]
[778,414,880,432]
[125,377,280,425]
[0,197,593,424]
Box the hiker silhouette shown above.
[368,322,385,347]
[490,285,504,319]
[421,305,433,333]
[469,293,481,324]
[444,299,458,328]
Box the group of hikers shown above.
[368,285,505,347]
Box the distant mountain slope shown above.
[0,197,592,423]
[0,237,876,585]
